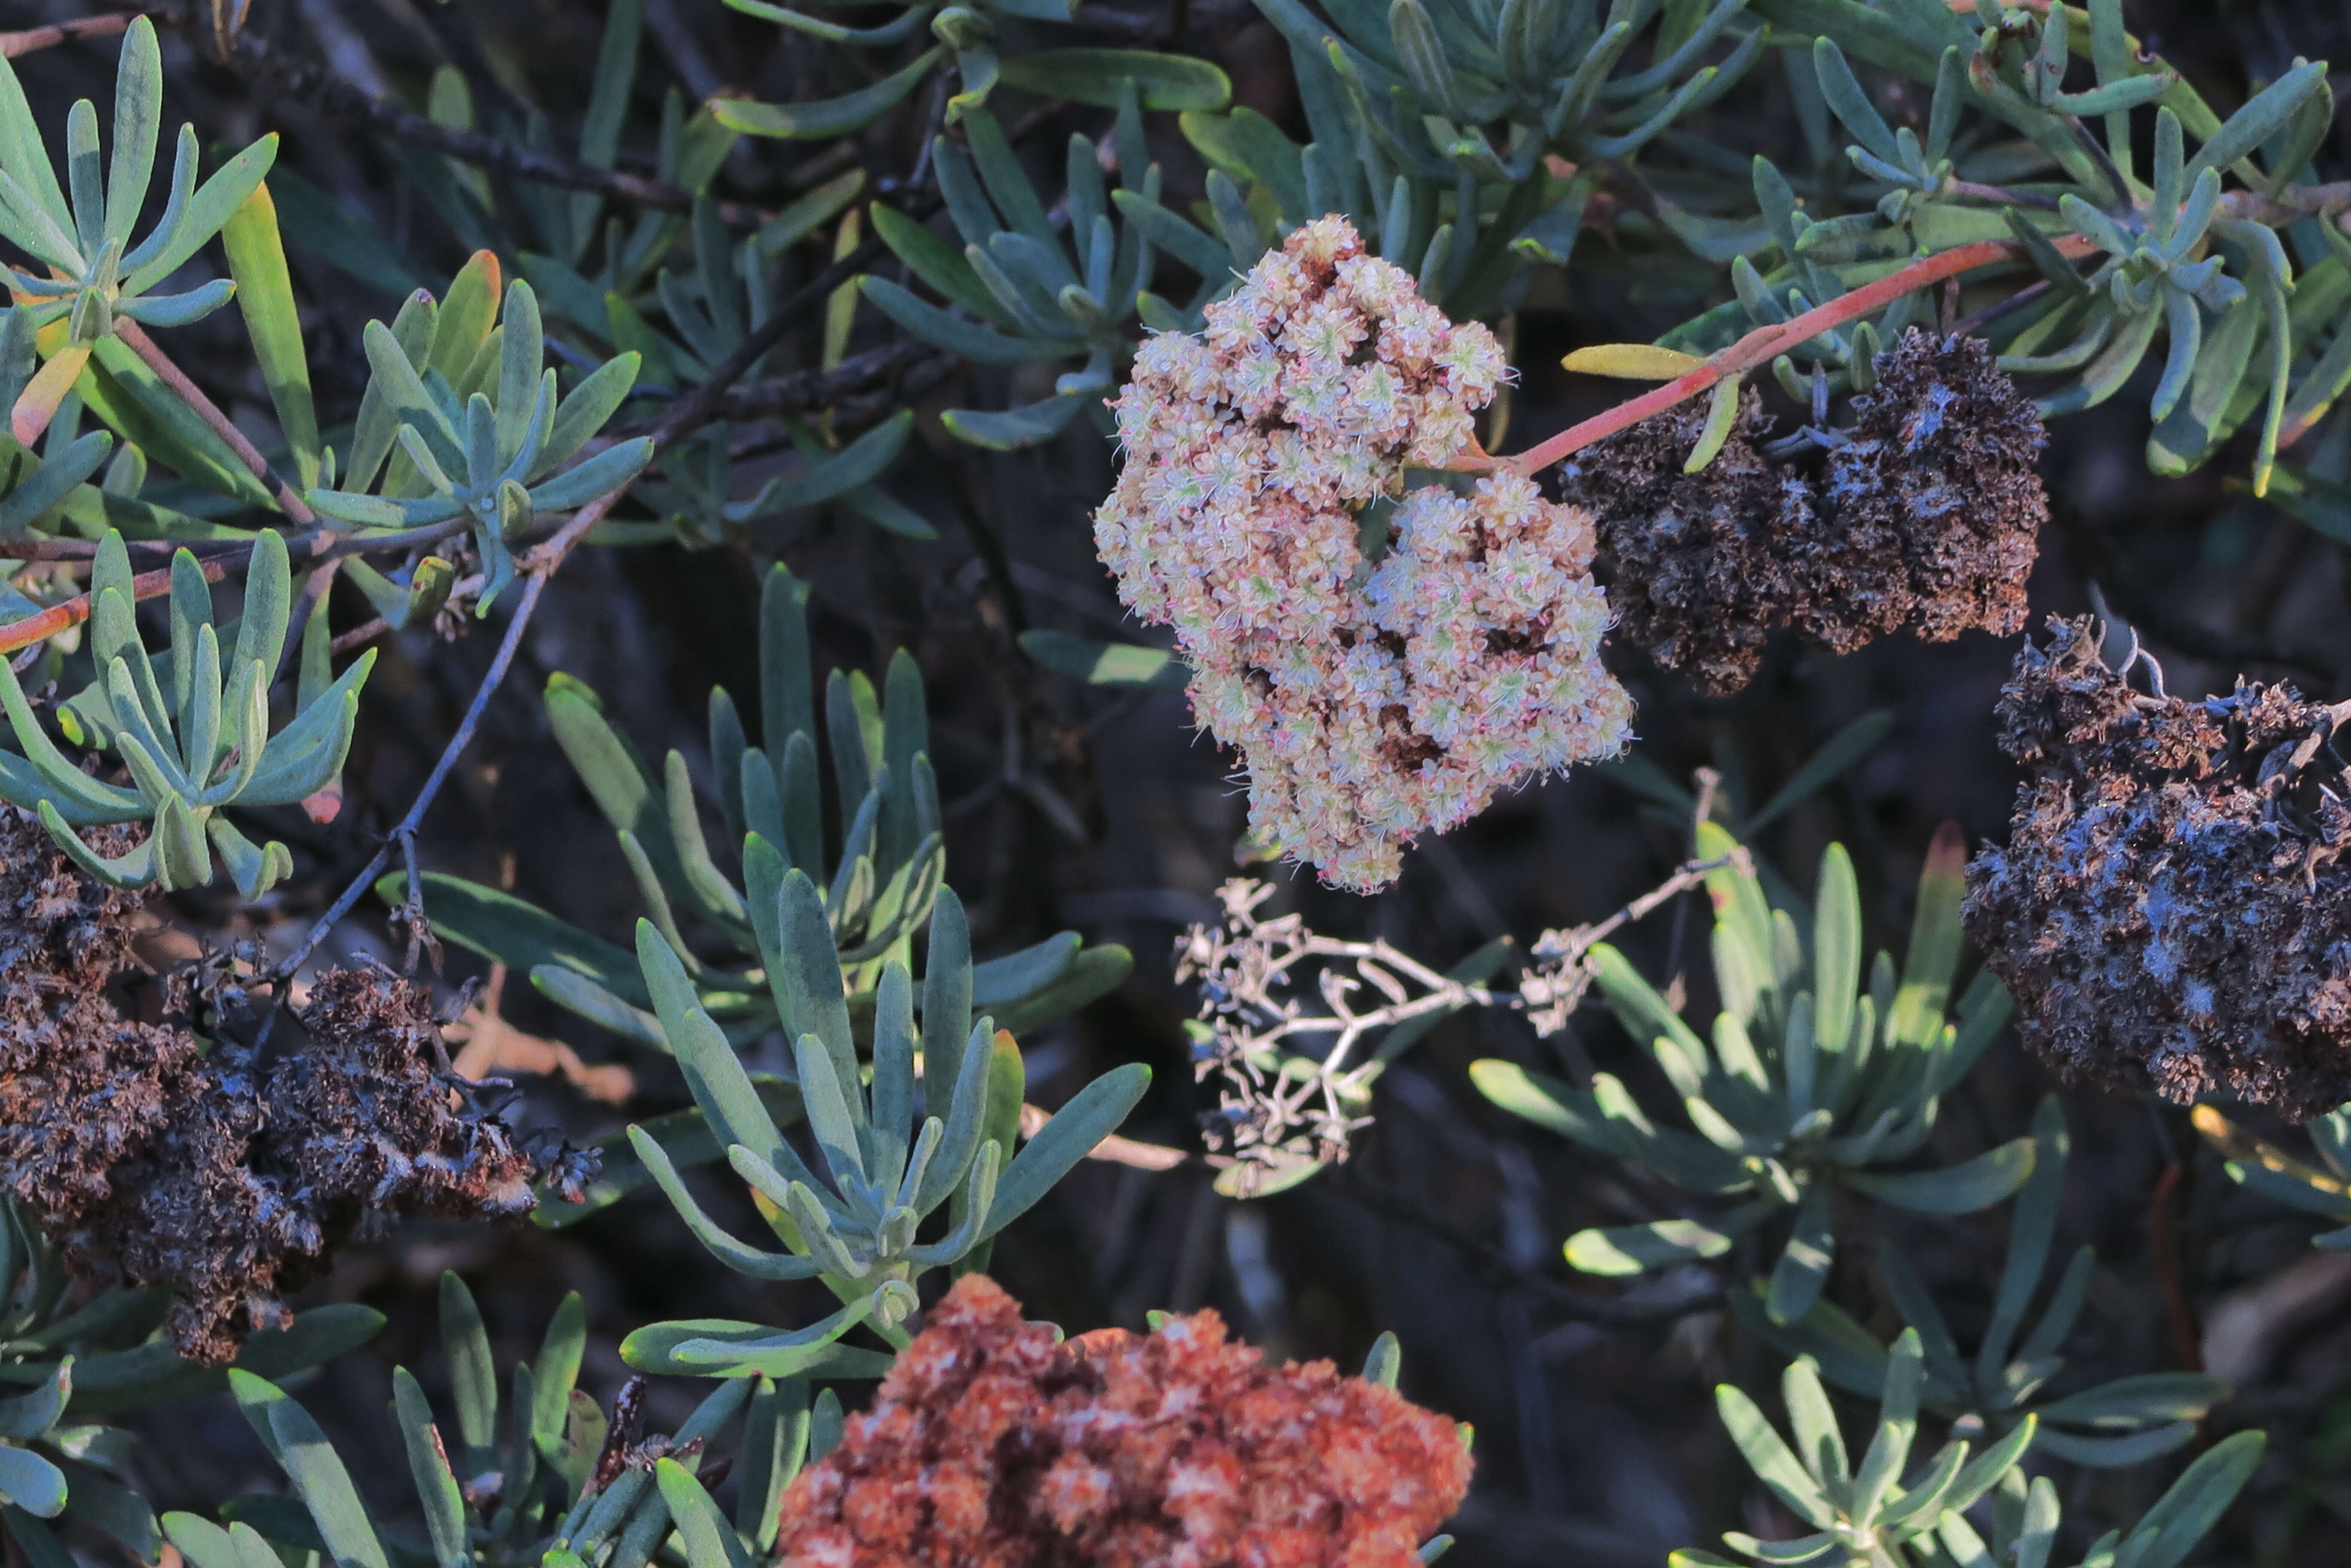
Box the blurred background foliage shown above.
[3,0,2351,1562]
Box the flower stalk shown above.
[1484,234,2102,475]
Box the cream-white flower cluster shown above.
[1094,218,1632,891]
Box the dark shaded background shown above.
[11,0,2351,1561]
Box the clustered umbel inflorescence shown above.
[776,1274,1472,1568]
[1964,618,2351,1120]
[1174,879,1512,1194]
[1095,217,1631,891]
[1562,331,2048,695]
[0,807,587,1361]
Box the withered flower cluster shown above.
[777,1274,1472,1568]
[1964,619,2351,1119]
[1562,331,2047,694]
[0,807,565,1361]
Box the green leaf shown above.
[1853,1330,1922,1521]
[266,168,429,294]
[1746,0,1975,85]
[761,168,867,256]
[858,276,1081,363]
[765,410,912,508]
[869,200,1011,326]
[1979,1097,2067,1385]
[1767,1185,1836,1325]
[1886,821,1966,1049]
[1018,629,1187,690]
[714,49,944,139]
[164,1516,286,1568]
[527,436,652,512]
[535,1079,804,1228]
[1590,942,1711,1072]
[978,1064,1150,1240]
[0,48,73,235]
[2184,61,2329,190]
[1844,1138,2036,1214]
[530,1292,587,1446]
[1111,187,1240,287]
[0,1446,66,1518]
[220,183,321,490]
[374,870,648,1007]
[1782,1354,1849,1492]
[1812,845,1861,1056]
[617,1320,893,1380]
[2033,1422,2200,1467]
[104,20,162,253]
[995,50,1232,112]
[568,0,643,253]
[437,1274,496,1474]
[82,336,274,509]
[389,1371,467,1568]
[265,1395,392,1568]
[66,1306,385,1417]
[942,394,1090,451]
[1566,1215,1754,1275]
[125,133,279,298]
[1471,1060,1630,1156]
[0,1361,65,1444]
[990,944,1132,1039]
[1744,711,1894,833]
[1715,1384,1835,1530]
[2034,1373,2231,1431]
[654,1460,751,1568]
[641,923,797,1179]
[2116,1431,2264,1568]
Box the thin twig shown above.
[1951,276,2055,338]
[144,0,771,227]
[267,567,547,988]
[330,616,392,655]
[1521,850,1743,1035]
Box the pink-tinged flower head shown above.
[1091,216,1632,891]
[1436,320,1510,401]
[1335,253,1415,318]
[1282,296,1370,370]
[1376,300,1448,371]
[1288,215,1364,276]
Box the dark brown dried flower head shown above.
[1963,619,2351,1118]
[1562,330,2047,694]
[0,808,562,1361]
[777,1274,1472,1568]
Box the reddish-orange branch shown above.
[1491,234,2102,475]
[0,557,227,656]
[0,12,137,58]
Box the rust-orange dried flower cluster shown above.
[776,1274,1472,1567]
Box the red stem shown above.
[0,13,137,58]
[1490,234,2101,475]
[0,557,227,655]
[117,320,317,525]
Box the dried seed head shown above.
[1096,217,1630,890]
[1963,619,2351,1119]
[0,808,576,1361]
[777,1274,1471,1568]
[1563,331,2047,694]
